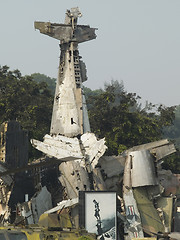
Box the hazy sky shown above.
[1,0,180,106]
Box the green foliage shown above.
[0,65,53,160]
[162,151,180,174]
[30,73,56,95]
[158,104,176,128]
[83,86,103,110]
[0,67,178,171]
[83,86,103,98]
[162,105,180,172]
[163,105,180,145]
[87,80,176,157]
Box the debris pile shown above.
[0,7,179,240]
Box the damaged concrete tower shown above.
[32,8,107,199]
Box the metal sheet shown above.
[59,161,90,199]
[30,186,52,223]
[126,139,176,161]
[18,186,52,224]
[31,135,83,159]
[34,22,97,43]
[99,155,125,178]
[44,198,78,214]
[123,190,144,238]
[31,132,106,169]
[168,232,180,239]
[130,150,158,187]
[156,197,173,232]
[80,132,107,169]
[158,170,180,196]
[127,139,169,152]
[150,143,176,160]
[133,188,165,235]
[123,154,132,193]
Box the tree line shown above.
[0,66,179,172]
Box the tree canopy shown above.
[0,66,179,172]
[30,73,56,95]
[0,65,53,160]
[86,80,176,155]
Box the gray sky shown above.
[1,0,180,106]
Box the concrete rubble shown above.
[0,7,179,240]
